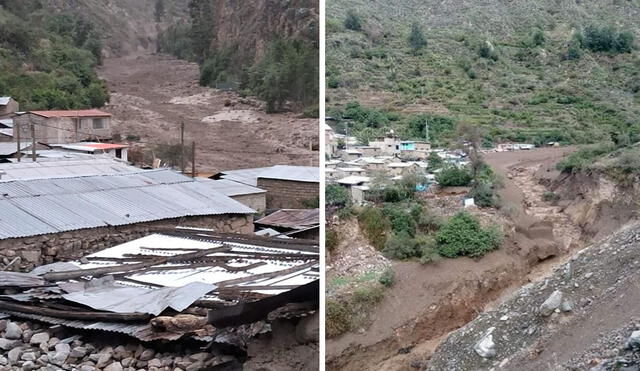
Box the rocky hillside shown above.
[426,222,640,370]
[42,0,189,57]
[326,0,640,146]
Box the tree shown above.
[408,22,427,55]
[532,29,545,46]
[155,0,166,22]
[344,9,362,31]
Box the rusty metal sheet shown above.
[62,282,217,315]
[255,209,320,230]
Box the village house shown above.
[337,167,367,178]
[214,165,320,210]
[0,97,19,118]
[0,164,255,271]
[14,109,113,144]
[353,146,382,157]
[0,118,14,142]
[255,208,320,240]
[369,133,401,155]
[206,178,267,213]
[325,167,340,180]
[386,162,419,176]
[325,123,336,157]
[359,157,387,171]
[50,142,129,161]
[341,149,363,161]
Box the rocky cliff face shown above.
[42,0,189,56]
[197,0,318,63]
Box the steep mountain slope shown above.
[326,0,640,145]
[43,0,189,56]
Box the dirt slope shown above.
[99,54,318,173]
[427,222,640,370]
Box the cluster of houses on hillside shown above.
[325,123,471,203]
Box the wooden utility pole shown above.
[30,122,36,162]
[180,122,186,174]
[191,141,196,178]
[14,119,20,162]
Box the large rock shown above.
[473,327,496,358]
[139,348,155,361]
[3,321,22,340]
[0,338,19,351]
[540,290,563,316]
[104,362,123,371]
[7,347,21,364]
[29,332,50,345]
[628,330,640,349]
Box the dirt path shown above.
[327,147,586,370]
[99,54,318,173]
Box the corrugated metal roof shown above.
[0,171,254,239]
[0,97,11,106]
[0,158,140,180]
[257,165,319,183]
[219,165,319,186]
[204,179,266,197]
[255,209,320,230]
[0,142,30,156]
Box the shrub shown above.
[436,166,472,186]
[326,184,351,207]
[383,232,420,259]
[358,206,390,250]
[408,22,427,55]
[532,29,545,46]
[326,228,339,251]
[427,151,444,171]
[540,191,559,205]
[556,143,616,173]
[326,299,351,338]
[468,182,497,208]
[417,209,444,233]
[580,25,634,54]
[344,9,362,31]
[378,268,395,287]
[383,204,416,236]
[436,212,502,258]
[415,235,440,264]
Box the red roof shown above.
[30,110,112,118]
[81,143,128,150]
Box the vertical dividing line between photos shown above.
[318,0,327,368]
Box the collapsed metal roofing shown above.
[255,209,320,230]
[0,170,255,239]
[217,165,319,186]
[0,230,319,342]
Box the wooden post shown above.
[14,118,20,162]
[180,122,185,174]
[191,141,196,178]
[30,122,36,162]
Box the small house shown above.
[15,109,113,144]
[50,142,128,161]
[0,97,18,118]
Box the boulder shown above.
[473,327,496,358]
[540,290,563,316]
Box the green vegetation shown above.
[436,166,472,186]
[326,184,351,207]
[408,22,427,55]
[326,274,387,338]
[326,228,339,251]
[327,0,640,147]
[436,212,502,258]
[542,191,560,205]
[0,0,109,110]
[159,0,318,113]
[358,206,389,250]
[556,143,617,173]
[344,9,362,31]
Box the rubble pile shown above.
[0,230,320,371]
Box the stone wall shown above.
[232,193,267,214]
[1,214,253,272]
[256,179,319,209]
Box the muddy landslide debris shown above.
[426,223,640,370]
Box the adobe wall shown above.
[257,178,319,209]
